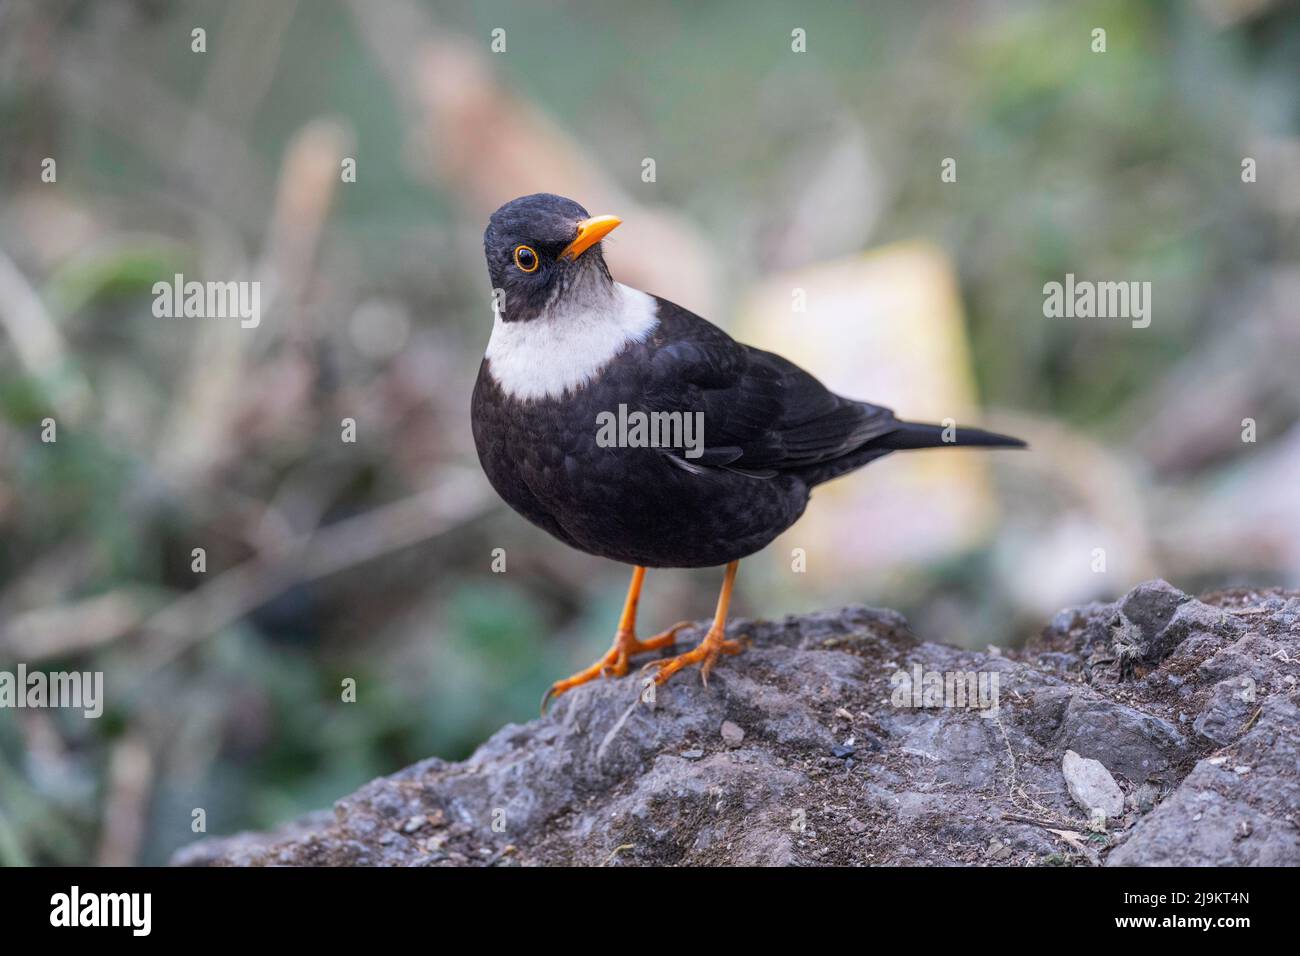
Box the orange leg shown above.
[643,560,745,688]
[541,566,690,711]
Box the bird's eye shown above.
[513,245,539,273]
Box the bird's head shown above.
[483,193,622,323]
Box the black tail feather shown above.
[799,418,1025,487]
[874,420,1027,451]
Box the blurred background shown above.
[1,0,1297,865]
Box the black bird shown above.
[471,193,1025,706]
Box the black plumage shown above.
[474,194,1027,703]
[471,194,1024,572]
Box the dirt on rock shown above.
[174,580,1300,867]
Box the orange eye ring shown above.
[513,245,539,273]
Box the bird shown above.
[470,193,1025,709]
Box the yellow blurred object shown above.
[736,241,1002,576]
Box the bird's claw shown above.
[640,630,745,689]
[541,622,693,714]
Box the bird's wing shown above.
[644,297,899,477]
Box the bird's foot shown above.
[642,626,746,688]
[542,622,691,712]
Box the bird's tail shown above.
[799,418,1025,487]
[873,420,1027,451]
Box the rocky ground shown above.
[175,580,1299,866]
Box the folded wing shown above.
[644,297,900,481]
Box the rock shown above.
[174,583,1300,867]
[1158,601,1246,664]
[1062,750,1125,821]
[1193,677,1257,746]
[985,838,1012,861]
[1055,697,1188,781]
[1108,696,1300,866]
[1127,782,1160,814]
[1116,580,1192,661]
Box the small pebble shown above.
[720,721,745,748]
[985,838,1012,861]
[831,744,856,759]
[681,749,705,760]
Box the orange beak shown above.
[558,215,622,261]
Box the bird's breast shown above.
[471,364,807,568]
[482,282,658,402]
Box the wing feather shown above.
[644,297,898,477]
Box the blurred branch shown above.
[53,37,274,231]
[95,733,153,867]
[0,249,92,422]
[254,118,354,345]
[0,542,98,630]
[152,118,350,488]
[0,806,29,868]
[191,0,300,135]
[0,590,146,663]
[4,469,494,669]
[132,469,496,679]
